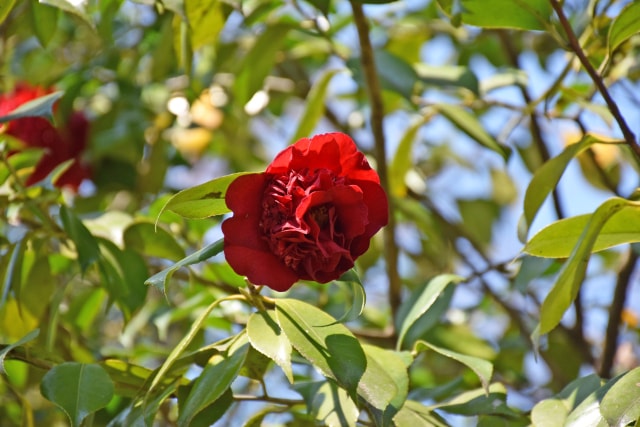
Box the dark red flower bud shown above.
[222,132,388,291]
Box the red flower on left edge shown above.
[0,84,90,191]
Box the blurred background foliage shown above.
[1,0,640,426]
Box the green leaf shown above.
[40,362,114,427]
[100,359,155,398]
[608,1,640,54]
[0,0,16,25]
[396,274,463,350]
[414,64,479,94]
[334,269,366,323]
[436,104,510,161]
[564,373,622,427]
[460,0,552,31]
[290,69,342,143]
[0,91,63,124]
[531,374,603,427]
[123,221,186,261]
[389,116,428,197]
[162,172,249,219]
[363,344,411,424]
[522,135,607,239]
[97,239,148,321]
[247,310,293,383]
[1,237,25,311]
[375,50,420,99]
[32,1,59,48]
[600,367,640,427]
[0,328,39,374]
[276,299,366,395]
[277,299,399,410]
[144,238,224,295]
[539,198,639,335]
[185,0,225,50]
[59,205,100,273]
[394,400,449,426]
[414,340,493,394]
[430,383,518,417]
[39,0,94,29]
[146,295,244,400]
[309,381,360,427]
[177,334,249,426]
[524,204,640,258]
[233,23,291,106]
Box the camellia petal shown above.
[223,132,388,291]
[0,84,91,191]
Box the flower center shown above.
[259,168,352,279]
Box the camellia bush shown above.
[2,0,640,426]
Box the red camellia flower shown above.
[222,132,388,291]
[0,84,90,191]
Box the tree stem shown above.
[599,252,638,378]
[549,0,640,160]
[350,1,402,327]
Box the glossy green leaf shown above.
[97,239,148,320]
[0,328,39,374]
[234,23,291,106]
[185,0,225,50]
[389,116,428,197]
[334,269,366,323]
[276,299,398,410]
[146,295,244,399]
[564,373,621,427]
[436,104,510,161]
[415,340,493,394]
[460,0,551,30]
[531,374,603,427]
[40,362,114,427]
[394,400,449,426]
[608,1,640,54]
[0,0,16,24]
[145,238,224,295]
[162,172,249,219]
[32,1,59,48]
[363,344,411,424]
[39,0,94,29]
[276,299,366,394]
[524,204,640,258]
[60,206,100,273]
[290,69,342,143]
[396,274,463,350]
[375,50,419,99]
[415,64,479,94]
[123,221,186,261]
[247,310,293,383]
[312,381,359,427]
[539,198,639,335]
[177,334,249,426]
[522,135,606,239]
[0,91,63,124]
[100,359,154,398]
[430,383,518,417]
[600,367,640,427]
[1,238,24,311]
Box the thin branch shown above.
[599,251,638,378]
[350,1,402,326]
[549,0,640,160]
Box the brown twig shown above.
[350,1,402,327]
[549,0,640,160]
[599,251,638,378]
